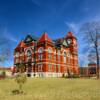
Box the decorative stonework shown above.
[14,32,79,77]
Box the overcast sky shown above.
[0,0,100,67]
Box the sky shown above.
[0,0,100,67]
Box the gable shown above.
[63,39,68,47]
[24,35,33,43]
[38,33,52,43]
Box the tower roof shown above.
[66,31,76,39]
[38,32,52,43]
[15,40,25,49]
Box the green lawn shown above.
[0,78,100,100]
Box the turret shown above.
[66,32,78,55]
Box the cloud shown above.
[5,33,18,43]
[78,53,89,67]
[65,21,80,34]
[0,27,18,44]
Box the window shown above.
[48,64,52,72]
[16,58,19,63]
[48,48,52,60]
[89,67,96,74]
[27,50,32,60]
[64,52,67,63]
[38,47,44,60]
[38,64,43,72]
[54,55,56,61]
[54,65,56,72]
[38,47,44,53]
[58,50,60,62]
[67,53,70,64]
[27,50,32,57]
[16,52,19,57]
[38,54,43,60]
[58,65,60,72]
[21,52,24,56]
[58,50,60,55]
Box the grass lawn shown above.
[0,78,100,100]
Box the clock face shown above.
[67,39,72,44]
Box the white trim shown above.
[36,62,68,66]
[26,72,64,77]
[25,48,33,55]
[38,47,44,53]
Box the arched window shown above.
[38,47,44,60]
[38,47,44,53]
[64,52,67,63]
[48,48,52,60]
[27,50,32,61]
[27,50,32,57]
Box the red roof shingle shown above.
[38,32,52,43]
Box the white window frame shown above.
[48,64,52,72]
[64,52,67,63]
[16,52,19,57]
[58,65,60,72]
[54,65,56,72]
[38,47,44,60]
[48,48,52,60]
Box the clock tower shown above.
[66,32,79,74]
[66,32,78,54]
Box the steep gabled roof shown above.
[54,38,63,45]
[15,40,25,49]
[54,38,69,47]
[38,32,52,43]
[66,31,77,39]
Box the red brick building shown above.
[88,63,97,77]
[14,32,79,77]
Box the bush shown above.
[15,73,27,94]
[72,74,79,78]
[0,70,6,78]
[12,89,25,95]
[62,73,65,78]
[66,73,79,78]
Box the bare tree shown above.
[80,21,100,79]
[0,48,10,62]
[0,36,11,64]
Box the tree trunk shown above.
[95,45,100,79]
